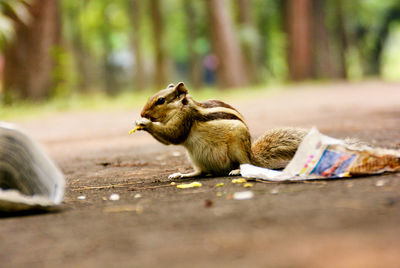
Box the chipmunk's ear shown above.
[175,82,188,97]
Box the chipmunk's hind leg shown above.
[168,153,206,179]
[228,150,251,176]
[228,130,252,176]
[229,169,241,176]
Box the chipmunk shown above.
[134,82,308,179]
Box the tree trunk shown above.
[365,5,400,76]
[237,0,258,83]
[100,4,118,95]
[334,0,349,79]
[150,0,167,88]
[3,0,61,100]
[237,0,250,23]
[311,0,336,79]
[130,0,146,90]
[71,32,91,92]
[285,0,313,81]
[207,0,248,88]
[184,0,201,89]
[256,0,271,77]
[66,1,91,92]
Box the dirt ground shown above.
[1,81,400,268]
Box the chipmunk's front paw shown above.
[168,172,183,180]
[129,118,151,134]
[229,169,241,176]
[135,118,151,129]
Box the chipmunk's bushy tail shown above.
[251,127,308,169]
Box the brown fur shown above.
[196,99,240,112]
[195,112,244,123]
[251,128,308,169]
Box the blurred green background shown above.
[0,0,399,115]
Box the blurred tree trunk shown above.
[67,1,91,92]
[207,0,248,88]
[237,0,258,83]
[130,0,146,90]
[184,0,201,89]
[71,27,91,92]
[334,0,350,79]
[256,0,272,78]
[284,0,313,81]
[150,0,166,88]
[285,0,340,80]
[3,0,61,100]
[311,0,336,79]
[100,4,117,95]
[365,5,400,76]
[237,0,250,23]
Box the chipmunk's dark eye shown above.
[155,97,165,105]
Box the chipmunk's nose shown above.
[141,108,150,118]
[141,110,155,121]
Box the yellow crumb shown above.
[129,125,141,134]
[243,183,254,188]
[231,178,247,184]
[177,182,202,189]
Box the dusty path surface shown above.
[1,81,400,268]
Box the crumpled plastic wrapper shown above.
[241,128,400,181]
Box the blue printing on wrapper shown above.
[310,146,356,177]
